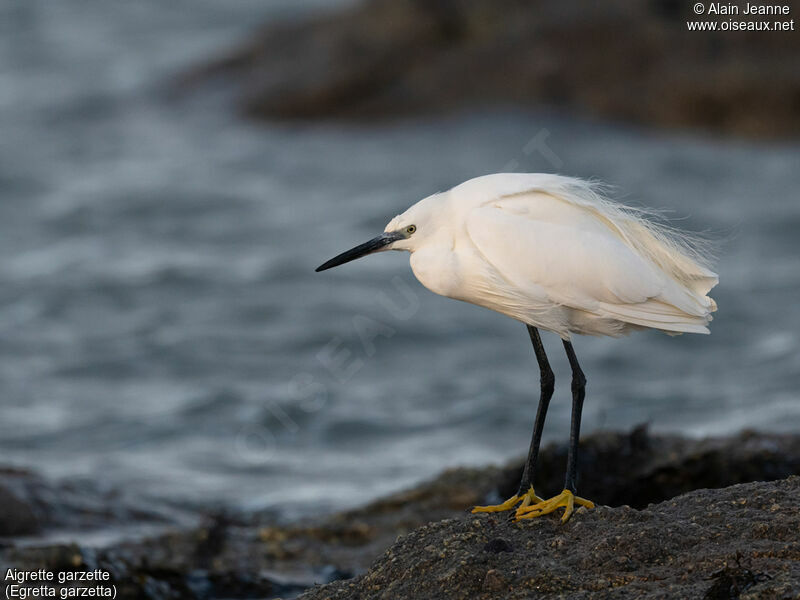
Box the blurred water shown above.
[1,0,799,522]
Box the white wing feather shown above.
[466,205,663,309]
[460,178,717,337]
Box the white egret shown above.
[316,173,718,523]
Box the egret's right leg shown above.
[472,326,554,514]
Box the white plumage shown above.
[383,173,717,339]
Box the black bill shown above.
[315,231,403,272]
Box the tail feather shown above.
[598,300,712,334]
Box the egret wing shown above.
[465,204,665,312]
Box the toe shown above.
[559,494,575,524]
[515,497,559,520]
[489,490,595,522]
[472,494,521,513]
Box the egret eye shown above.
[406,225,417,235]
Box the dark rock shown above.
[705,557,772,600]
[2,429,800,599]
[0,466,174,540]
[482,538,513,554]
[494,427,800,510]
[182,0,800,138]
[300,477,800,599]
[0,474,41,536]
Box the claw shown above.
[515,489,594,523]
[472,486,544,514]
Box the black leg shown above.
[562,339,586,493]
[517,325,555,495]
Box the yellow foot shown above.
[515,489,595,524]
[472,486,545,514]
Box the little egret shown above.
[316,173,718,523]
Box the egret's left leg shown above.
[516,339,595,523]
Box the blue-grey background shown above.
[1,0,798,521]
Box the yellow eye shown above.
[406,225,416,234]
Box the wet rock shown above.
[301,477,800,599]
[183,0,800,138]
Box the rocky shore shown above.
[2,428,800,599]
[181,0,800,138]
[303,477,800,599]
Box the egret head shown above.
[315,194,442,272]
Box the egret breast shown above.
[409,236,567,333]
[409,244,461,299]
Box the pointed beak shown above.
[315,231,404,272]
